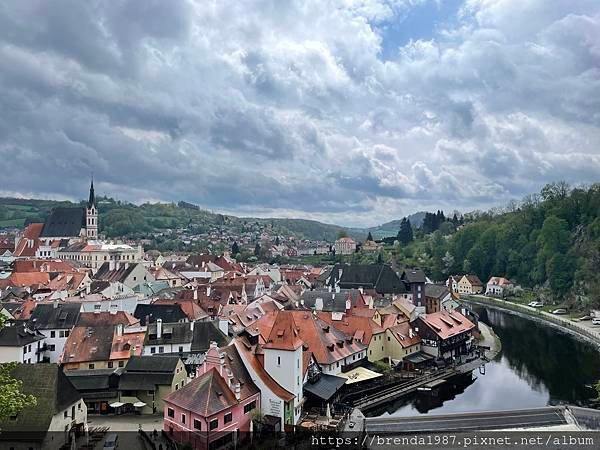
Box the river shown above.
[368,305,600,417]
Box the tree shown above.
[275,236,280,246]
[366,232,374,242]
[337,230,348,239]
[397,218,413,244]
[0,317,37,421]
[254,243,261,257]
[231,241,240,255]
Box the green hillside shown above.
[0,197,364,242]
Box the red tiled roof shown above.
[387,322,421,348]
[420,310,475,340]
[262,310,303,351]
[464,275,483,286]
[8,272,50,288]
[165,367,238,417]
[259,310,367,366]
[109,329,145,360]
[13,223,44,257]
[317,311,383,345]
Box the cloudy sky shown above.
[1,0,598,227]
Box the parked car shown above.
[552,308,567,315]
[577,315,592,321]
[528,301,544,308]
[103,434,119,450]
[592,318,600,326]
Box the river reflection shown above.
[369,306,600,417]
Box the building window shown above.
[64,411,68,418]
[244,401,256,414]
[167,408,174,418]
[118,361,124,367]
[181,413,186,424]
[178,346,184,353]
[209,419,218,430]
[49,344,56,351]
[151,347,156,354]
[159,347,164,354]
[148,390,154,395]
[277,356,281,366]
[108,362,114,368]
[89,363,95,370]
[224,412,232,424]
[50,331,56,338]
[194,419,201,430]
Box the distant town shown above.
[1,181,600,449]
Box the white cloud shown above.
[0,0,598,227]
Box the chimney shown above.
[193,289,198,300]
[409,328,413,339]
[315,297,323,311]
[190,320,195,331]
[358,287,363,294]
[116,323,123,336]
[345,297,351,311]
[206,285,211,297]
[53,300,58,309]
[156,319,163,339]
[234,382,241,401]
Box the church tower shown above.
[86,178,98,239]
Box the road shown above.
[364,407,567,433]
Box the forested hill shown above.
[0,197,364,242]
[420,183,600,308]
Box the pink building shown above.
[163,342,260,449]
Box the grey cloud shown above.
[0,0,599,226]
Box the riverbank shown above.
[464,295,600,348]
[478,321,501,360]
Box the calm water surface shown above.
[369,306,600,417]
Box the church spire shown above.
[88,177,96,208]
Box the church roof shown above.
[40,207,86,238]
[88,179,96,208]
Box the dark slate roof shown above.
[303,373,346,401]
[65,369,118,391]
[0,324,45,347]
[40,207,86,238]
[424,284,450,300]
[120,355,182,389]
[330,264,407,294]
[134,304,188,325]
[401,268,427,284]
[297,289,363,312]
[28,302,81,330]
[89,280,111,294]
[125,355,182,373]
[190,322,231,352]
[0,364,81,435]
[145,321,193,346]
[94,262,139,284]
[119,372,176,390]
[1,302,23,315]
